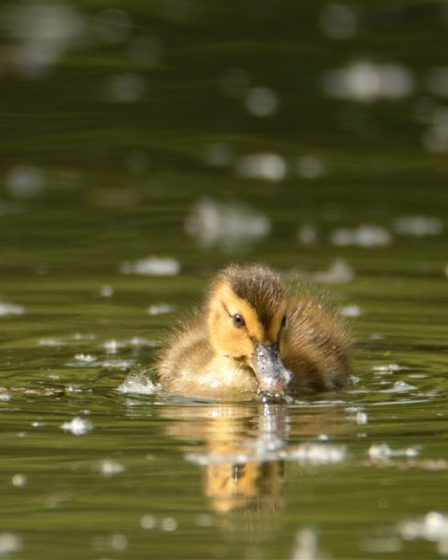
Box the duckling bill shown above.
[156,264,351,399]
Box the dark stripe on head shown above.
[220,265,285,329]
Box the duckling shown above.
[156,264,351,399]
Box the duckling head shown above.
[206,265,292,396]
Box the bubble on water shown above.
[6,165,45,198]
[394,216,443,237]
[245,86,279,117]
[92,8,131,44]
[140,514,157,530]
[202,142,233,167]
[322,60,414,102]
[109,534,128,551]
[339,304,362,317]
[0,303,26,317]
[5,2,86,78]
[103,72,146,103]
[98,459,125,477]
[161,517,178,532]
[219,67,250,98]
[297,224,318,245]
[120,256,180,276]
[11,473,27,488]
[330,224,392,247]
[195,514,214,528]
[0,533,22,556]
[99,285,114,297]
[185,198,271,251]
[61,417,93,436]
[236,152,287,182]
[117,374,160,395]
[320,3,358,39]
[147,303,175,316]
[297,155,326,179]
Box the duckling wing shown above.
[281,297,351,392]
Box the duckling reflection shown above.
[161,400,346,518]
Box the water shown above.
[1,1,448,559]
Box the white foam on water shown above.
[117,374,160,395]
[368,443,420,461]
[98,459,125,477]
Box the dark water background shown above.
[1,1,448,559]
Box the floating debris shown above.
[236,152,287,182]
[320,3,358,40]
[291,528,322,560]
[0,303,26,317]
[322,60,414,102]
[0,388,11,402]
[245,86,279,117]
[185,198,271,251]
[310,259,355,284]
[398,511,448,551]
[103,72,146,103]
[140,515,157,530]
[99,285,114,297]
[393,216,443,237]
[120,256,180,276]
[373,363,406,374]
[297,155,326,179]
[11,474,27,488]
[368,443,419,462]
[297,224,318,245]
[0,533,22,557]
[340,304,362,318]
[161,517,178,532]
[330,224,392,247]
[38,338,66,347]
[147,303,175,316]
[5,3,86,78]
[98,459,125,477]
[117,374,160,395]
[202,142,233,167]
[61,417,93,436]
[382,381,417,394]
[6,164,45,198]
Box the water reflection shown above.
[162,401,347,519]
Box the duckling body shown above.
[157,265,351,399]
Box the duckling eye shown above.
[232,314,246,328]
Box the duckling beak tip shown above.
[251,343,291,396]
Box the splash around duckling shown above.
[156,264,351,400]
